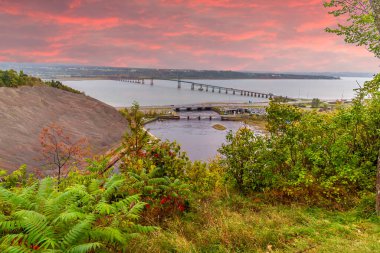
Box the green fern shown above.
[0,175,156,252]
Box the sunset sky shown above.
[0,0,379,72]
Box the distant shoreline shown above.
[56,75,341,81]
[57,76,340,81]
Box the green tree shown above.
[324,0,380,56]
[121,102,150,157]
[311,98,321,108]
[325,0,380,215]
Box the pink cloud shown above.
[0,0,378,72]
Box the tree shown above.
[324,0,380,57]
[325,0,380,215]
[311,98,321,108]
[121,102,150,157]
[370,0,380,31]
[39,123,89,185]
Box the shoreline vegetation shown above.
[1,1,380,252]
[0,72,379,252]
[0,62,341,81]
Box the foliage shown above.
[0,165,36,189]
[44,80,82,94]
[325,0,380,216]
[311,98,321,108]
[39,123,89,185]
[126,168,191,222]
[324,0,380,57]
[219,128,274,194]
[0,69,82,93]
[0,174,156,252]
[120,102,150,157]
[219,77,380,206]
[127,192,380,253]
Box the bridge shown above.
[119,77,277,99]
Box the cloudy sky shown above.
[0,0,379,72]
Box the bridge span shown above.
[119,77,279,99]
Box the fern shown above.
[65,242,103,253]
[0,173,155,252]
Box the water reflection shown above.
[146,111,263,161]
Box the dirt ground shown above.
[0,86,129,173]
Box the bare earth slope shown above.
[0,86,128,172]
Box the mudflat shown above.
[0,86,128,172]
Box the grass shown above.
[128,193,380,253]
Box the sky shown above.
[0,0,379,72]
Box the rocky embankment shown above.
[0,86,128,172]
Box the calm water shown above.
[146,111,263,161]
[64,77,370,107]
[64,77,370,160]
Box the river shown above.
[63,77,370,107]
[146,111,263,161]
[63,77,370,161]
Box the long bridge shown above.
[119,77,277,99]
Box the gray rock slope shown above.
[0,86,128,172]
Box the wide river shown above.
[64,77,370,161]
[64,77,370,107]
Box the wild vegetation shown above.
[0,69,82,94]
[0,1,379,252]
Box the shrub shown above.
[219,76,380,208]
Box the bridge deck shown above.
[119,77,282,99]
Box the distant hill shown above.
[282,72,375,78]
[0,62,339,80]
[0,86,128,172]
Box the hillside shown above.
[0,86,128,172]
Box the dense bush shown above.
[0,69,81,94]
[220,76,380,207]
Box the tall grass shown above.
[128,193,380,253]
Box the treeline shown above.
[0,69,81,94]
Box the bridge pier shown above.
[138,78,277,100]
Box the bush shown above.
[0,69,81,94]
[218,75,380,207]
